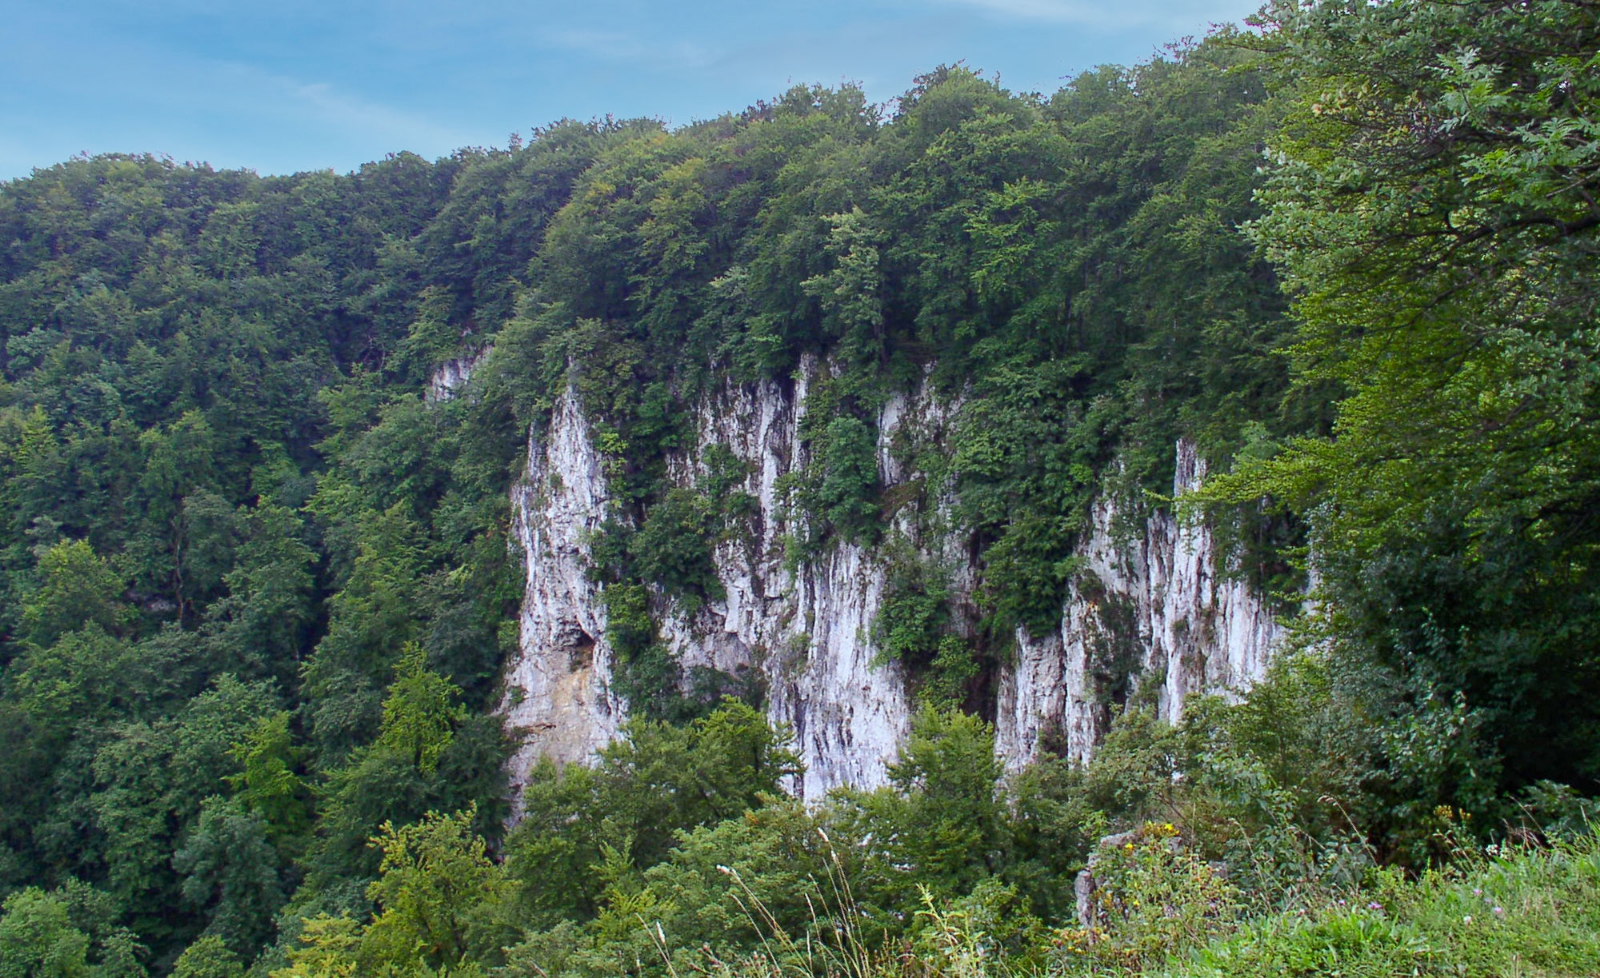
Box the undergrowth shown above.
[633,831,1600,978]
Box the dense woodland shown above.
[1,1,1598,976]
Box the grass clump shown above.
[1165,837,1600,978]
[664,832,1600,978]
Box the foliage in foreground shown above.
[251,691,1600,978]
[1203,0,1600,857]
[1072,831,1600,978]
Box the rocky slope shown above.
[495,357,1284,803]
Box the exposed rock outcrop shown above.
[501,390,623,804]
[995,439,1282,766]
[426,350,487,402]
[496,358,1285,805]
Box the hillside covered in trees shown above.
[0,1,1597,976]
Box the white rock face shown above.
[427,351,486,402]
[500,389,623,811]
[653,361,945,799]
[497,361,1284,803]
[993,440,1284,767]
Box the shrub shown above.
[1057,822,1238,974]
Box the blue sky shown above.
[1,1,1264,180]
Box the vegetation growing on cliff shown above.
[0,0,1596,975]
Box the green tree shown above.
[1207,0,1600,832]
[300,715,509,905]
[0,889,90,978]
[627,489,722,608]
[632,797,837,959]
[173,797,286,956]
[377,645,466,776]
[815,415,881,544]
[801,207,885,369]
[267,917,359,978]
[170,937,243,978]
[301,504,429,760]
[506,700,800,926]
[361,808,510,973]
[846,708,1009,908]
[202,503,316,679]
[0,885,145,978]
[89,677,278,940]
[227,712,311,849]
[20,541,128,648]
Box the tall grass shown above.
[1165,833,1600,977]
[638,829,882,978]
[639,829,1600,978]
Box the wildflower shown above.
[1463,915,1473,924]
[1493,907,1504,916]
[1368,902,1382,911]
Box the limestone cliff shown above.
[495,357,1284,804]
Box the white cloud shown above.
[934,0,1253,30]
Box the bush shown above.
[629,489,724,609]
[1057,822,1238,974]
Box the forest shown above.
[0,0,1597,975]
